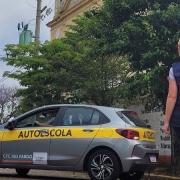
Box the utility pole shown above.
[35,0,42,41]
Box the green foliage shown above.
[98,0,180,110]
[2,2,134,109]
[65,7,132,106]
[2,41,83,112]
[3,0,180,112]
[64,0,180,109]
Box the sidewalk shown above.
[144,167,180,180]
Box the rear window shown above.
[117,111,148,128]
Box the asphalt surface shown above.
[0,169,90,180]
[1,168,180,180]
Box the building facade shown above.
[47,0,103,40]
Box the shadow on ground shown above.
[0,173,88,180]
[1,167,180,180]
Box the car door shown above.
[49,107,101,166]
[1,107,61,166]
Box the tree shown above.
[2,6,134,109]
[0,85,21,123]
[2,41,83,113]
[64,6,133,106]
[103,0,180,107]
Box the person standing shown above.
[163,39,180,138]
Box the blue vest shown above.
[170,62,180,127]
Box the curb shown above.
[144,173,180,179]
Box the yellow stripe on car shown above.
[130,128,156,142]
[1,127,156,142]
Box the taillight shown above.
[116,129,139,140]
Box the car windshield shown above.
[116,111,148,128]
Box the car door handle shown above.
[83,129,94,132]
[39,130,48,134]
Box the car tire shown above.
[87,149,121,180]
[119,171,144,180]
[15,168,30,176]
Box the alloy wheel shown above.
[90,154,114,179]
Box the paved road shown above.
[1,168,179,180]
[0,169,90,180]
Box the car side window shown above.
[16,115,36,128]
[16,108,60,128]
[91,111,100,125]
[100,114,110,124]
[62,108,100,126]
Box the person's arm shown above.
[163,79,177,134]
[35,121,52,127]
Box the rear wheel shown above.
[87,149,121,180]
[119,171,144,180]
[15,168,30,176]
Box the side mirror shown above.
[5,120,15,130]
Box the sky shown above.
[0,0,54,87]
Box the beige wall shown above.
[47,0,103,40]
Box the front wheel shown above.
[87,149,121,180]
[16,168,30,176]
[119,171,144,180]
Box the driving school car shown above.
[0,104,159,180]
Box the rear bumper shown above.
[113,140,159,172]
[129,153,159,171]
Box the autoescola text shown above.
[18,129,72,139]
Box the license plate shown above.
[149,155,157,162]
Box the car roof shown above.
[39,104,125,111]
